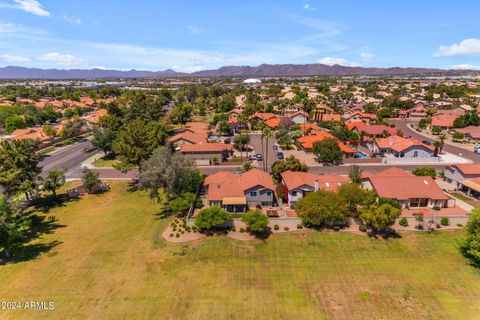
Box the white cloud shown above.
[317,56,360,67]
[39,52,84,67]
[13,0,50,16]
[186,24,201,35]
[61,14,82,25]
[0,54,30,62]
[302,4,315,11]
[434,38,480,57]
[360,52,375,62]
[452,64,480,70]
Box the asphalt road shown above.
[390,119,480,162]
[249,133,277,171]
[39,139,97,179]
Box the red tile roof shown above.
[369,176,450,200]
[355,124,396,136]
[180,143,232,153]
[320,114,342,122]
[375,135,434,152]
[431,114,459,128]
[281,170,348,191]
[452,164,480,175]
[249,112,275,121]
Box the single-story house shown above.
[372,135,434,158]
[180,143,233,164]
[249,112,275,122]
[453,126,480,142]
[347,112,377,124]
[298,130,356,156]
[203,168,275,213]
[354,124,397,140]
[281,170,348,208]
[363,168,455,209]
[430,113,459,129]
[287,111,308,124]
[399,105,428,118]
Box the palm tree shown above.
[257,122,267,167]
[262,127,273,172]
[433,140,442,157]
[438,133,447,154]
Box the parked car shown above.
[474,145,480,154]
[224,138,231,144]
[276,152,284,160]
[248,154,256,161]
[422,140,432,146]
[255,153,263,161]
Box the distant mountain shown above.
[0,64,475,79]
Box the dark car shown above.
[224,138,231,144]
[276,152,284,160]
[255,153,263,161]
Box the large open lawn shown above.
[1,182,480,319]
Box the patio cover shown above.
[460,179,480,193]
[222,197,247,205]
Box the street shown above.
[248,133,277,171]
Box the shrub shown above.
[180,230,185,234]
[359,224,367,232]
[416,224,424,230]
[170,233,174,237]
[192,225,198,232]
[241,209,269,233]
[194,205,229,231]
[399,217,409,227]
[333,225,341,232]
[274,224,280,230]
[432,206,441,211]
[441,217,450,226]
[175,233,180,238]
[297,224,303,229]
[284,226,290,231]
[436,223,441,229]
[239,228,245,233]
[457,223,463,227]
[185,226,191,232]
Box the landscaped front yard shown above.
[1,182,480,319]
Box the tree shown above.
[60,119,85,138]
[431,126,442,135]
[452,132,464,141]
[233,134,250,163]
[460,209,480,265]
[360,204,401,234]
[167,192,199,215]
[81,167,100,194]
[271,155,308,182]
[348,165,362,184]
[91,114,122,154]
[312,138,343,165]
[338,183,376,217]
[275,126,292,148]
[0,139,41,199]
[412,167,436,179]
[43,169,66,196]
[42,125,57,138]
[194,206,228,231]
[241,209,269,234]
[418,118,427,129]
[0,195,31,259]
[114,120,168,171]
[137,148,203,200]
[262,127,273,171]
[4,115,26,133]
[218,120,231,136]
[296,190,350,229]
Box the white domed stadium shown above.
[243,78,261,84]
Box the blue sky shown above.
[1,0,480,72]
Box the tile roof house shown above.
[281,170,348,207]
[363,167,454,209]
[203,168,275,213]
[180,143,233,162]
[372,135,434,158]
[354,124,397,140]
[347,112,377,124]
[431,114,459,129]
[400,105,428,118]
[453,126,480,142]
[298,130,356,155]
[444,164,480,190]
[249,112,275,122]
[287,111,308,124]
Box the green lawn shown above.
[1,182,480,319]
[91,156,117,167]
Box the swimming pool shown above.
[354,151,368,159]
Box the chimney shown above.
[314,179,319,191]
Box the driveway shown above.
[249,133,277,171]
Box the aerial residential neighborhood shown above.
[2,1,480,319]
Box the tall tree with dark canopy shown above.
[0,139,41,200]
[312,138,343,165]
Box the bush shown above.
[284,226,290,231]
[436,223,441,229]
[333,225,341,232]
[359,224,367,232]
[239,228,245,233]
[192,225,198,232]
[185,226,191,232]
[432,206,441,211]
[241,209,269,234]
[416,224,424,230]
[175,233,180,238]
[297,224,303,229]
[399,217,409,227]
[274,224,280,230]
[457,223,463,227]
[441,217,450,226]
[194,205,229,231]
[170,233,174,237]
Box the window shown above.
[249,191,257,197]
[266,191,272,196]
[413,151,418,157]
[291,191,297,196]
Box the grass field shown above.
[91,156,117,167]
[1,182,480,319]
[450,192,480,208]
